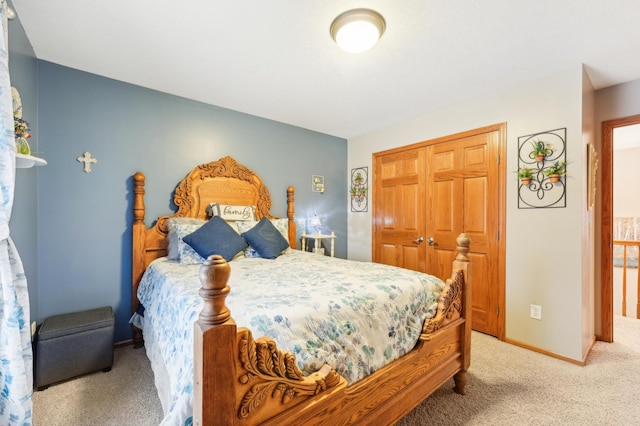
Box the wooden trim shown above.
[495,123,507,341]
[504,337,594,366]
[583,335,597,364]
[373,122,507,156]
[600,114,640,342]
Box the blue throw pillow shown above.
[241,217,290,259]
[183,216,248,262]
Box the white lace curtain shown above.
[0,1,33,424]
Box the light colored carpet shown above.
[398,315,640,425]
[34,316,639,425]
[33,343,164,426]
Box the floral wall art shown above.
[350,167,368,212]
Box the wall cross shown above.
[77,151,97,173]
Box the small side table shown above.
[301,232,336,257]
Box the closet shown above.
[372,123,506,338]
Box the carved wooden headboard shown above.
[131,156,296,329]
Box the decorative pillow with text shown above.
[206,203,256,222]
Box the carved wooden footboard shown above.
[193,234,471,425]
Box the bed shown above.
[131,156,471,425]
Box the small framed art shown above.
[312,175,325,193]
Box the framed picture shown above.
[312,175,325,193]
[350,167,368,212]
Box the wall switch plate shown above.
[31,321,36,336]
[530,304,542,320]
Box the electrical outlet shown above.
[530,304,542,320]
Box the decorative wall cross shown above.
[77,151,97,173]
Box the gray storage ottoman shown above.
[35,306,114,390]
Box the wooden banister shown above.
[613,240,640,319]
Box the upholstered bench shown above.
[35,306,114,390]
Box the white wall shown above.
[614,147,640,217]
[348,65,592,361]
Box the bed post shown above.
[193,255,237,426]
[287,186,296,249]
[132,172,147,348]
[453,233,471,395]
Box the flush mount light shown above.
[330,8,386,54]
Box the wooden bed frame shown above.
[132,156,471,425]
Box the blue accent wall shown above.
[36,61,347,342]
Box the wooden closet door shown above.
[425,127,502,337]
[373,124,505,338]
[373,147,427,272]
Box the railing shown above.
[613,240,640,318]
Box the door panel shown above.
[433,180,454,230]
[468,252,490,332]
[373,148,426,272]
[426,129,501,337]
[464,177,488,237]
[464,143,487,167]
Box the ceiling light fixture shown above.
[330,8,386,54]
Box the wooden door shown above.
[372,147,427,272]
[425,126,503,337]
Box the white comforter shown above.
[136,250,445,425]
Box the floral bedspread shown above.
[137,250,445,425]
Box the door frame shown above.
[600,114,640,342]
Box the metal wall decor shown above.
[517,128,567,209]
[350,167,368,212]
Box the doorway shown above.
[601,114,640,342]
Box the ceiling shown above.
[10,0,640,139]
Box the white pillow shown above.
[166,217,206,264]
